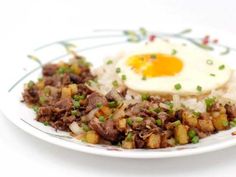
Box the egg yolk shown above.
[127,53,183,77]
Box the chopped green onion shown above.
[73,100,80,108]
[191,136,199,144]
[219,65,225,70]
[154,107,162,113]
[57,66,71,74]
[141,93,150,101]
[230,121,236,128]
[109,114,113,119]
[96,103,102,108]
[73,95,85,101]
[210,73,216,77]
[173,120,181,126]
[193,111,201,117]
[174,83,182,90]
[188,129,196,139]
[106,60,113,65]
[142,75,147,80]
[222,120,229,127]
[205,97,216,109]
[32,106,39,113]
[99,116,105,122]
[82,123,90,132]
[28,80,34,88]
[112,80,119,88]
[136,117,144,122]
[196,85,202,92]
[126,132,133,141]
[206,59,213,65]
[171,49,177,55]
[150,54,156,59]
[121,74,127,81]
[71,110,78,116]
[166,102,174,109]
[156,119,162,126]
[43,121,49,126]
[39,96,46,104]
[108,101,118,108]
[127,118,133,126]
[116,67,121,73]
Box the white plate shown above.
[1,27,236,158]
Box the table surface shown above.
[0,0,236,177]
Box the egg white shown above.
[116,40,232,96]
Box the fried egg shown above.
[116,40,232,95]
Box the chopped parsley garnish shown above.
[106,60,113,65]
[127,118,133,126]
[99,116,105,122]
[171,49,177,55]
[112,80,119,88]
[191,136,199,144]
[121,74,127,81]
[205,97,216,109]
[206,59,213,65]
[156,119,162,126]
[141,93,150,101]
[174,83,182,90]
[196,85,202,92]
[219,64,225,70]
[96,103,102,108]
[116,67,121,73]
[142,75,147,80]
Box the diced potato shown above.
[198,119,215,132]
[86,131,100,144]
[122,140,134,149]
[68,84,78,95]
[70,63,81,75]
[146,134,161,149]
[182,111,198,127]
[61,87,72,98]
[174,124,189,145]
[100,106,112,116]
[117,118,126,130]
[212,114,229,131]
[37,80,45,90]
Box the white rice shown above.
[92,55,236,113]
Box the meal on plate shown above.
[22,39,236,149]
